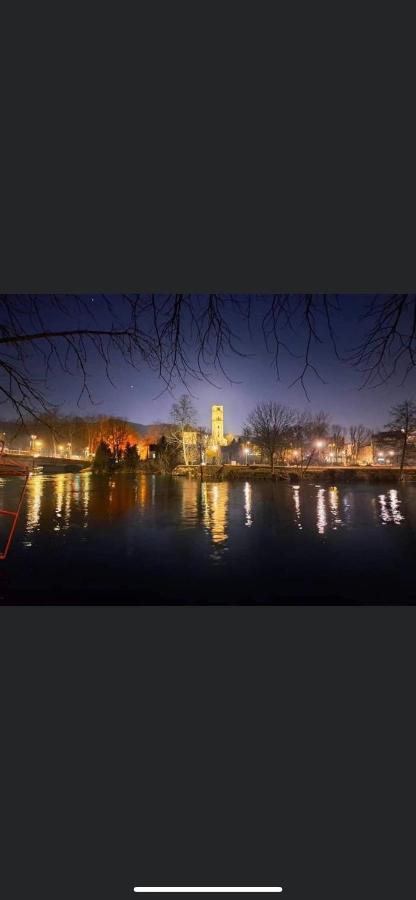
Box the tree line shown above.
[0,414,155,458]
[245,398,416,478]
[2,393,416,480]
[161,395,416,479]
[92,440,141,474]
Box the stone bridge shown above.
[2,453,90,474]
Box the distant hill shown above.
[130,422,171,438]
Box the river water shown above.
[1,472,415,603]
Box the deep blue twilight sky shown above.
[7,295,415,433]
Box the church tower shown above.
[212,404,224,444]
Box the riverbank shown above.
[173,463,416,483]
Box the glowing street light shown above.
[244,445,249,466]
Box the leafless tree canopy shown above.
[245,402,296,471]
[1,294,416,427]
[349,295,416,387]
[349,424,372,462]
[386,399,416,478]
[169,394,198,466]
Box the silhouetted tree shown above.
[329,425,346,463]
[386,399,416,480]
[92,440,113,474]
[349,424,372,463]
[169,395,197,465]
[291,410,330,474]
[105,418,130,463]
[245,402,296,473]
[155,435,181,474]
[122,442,139,472]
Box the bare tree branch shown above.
[1,295,416,430]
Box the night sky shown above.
[10,295,415,433]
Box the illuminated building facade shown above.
[212,405,226,446]
[371,430,416,465]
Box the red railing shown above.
[0,440,30,560]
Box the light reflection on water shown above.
[4,473,413,555]
[378,489,404,525]
[292,485,302,530]
[26,474,44,534]
[316,488,327,534]
[2,472,416,603]
[244,482,252,527]
[201,482,229,558]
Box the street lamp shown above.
[244,445,249,466]
[30,434,37,453]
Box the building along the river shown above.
[371,430,416,465]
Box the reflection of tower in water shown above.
[181,478,199,527]
[201,481,229,544]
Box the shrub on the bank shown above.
[122,442,140,473]
[92,440,113,473]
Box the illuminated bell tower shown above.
[212,404,224,445]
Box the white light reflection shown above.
[389,489,404,524]
[292,485,302,529]
[244,482,252,527]
[378,489,404,525]
[316,488,327,534]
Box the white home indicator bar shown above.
[133,889,282,894]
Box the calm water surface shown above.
[1,472,415,603]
